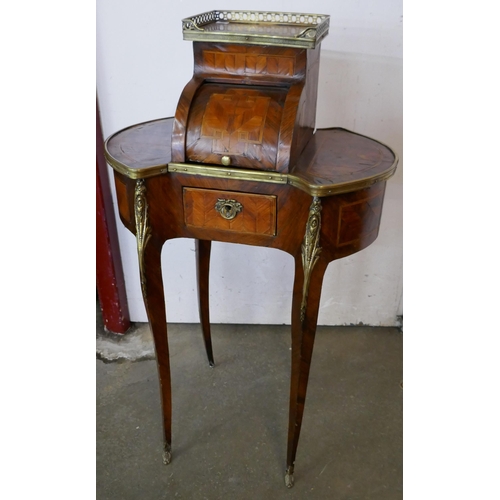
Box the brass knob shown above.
[221,155,231,166]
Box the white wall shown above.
[96,0,403,326]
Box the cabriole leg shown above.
[134,179,172,464]
[196,239,214,367]
[285,196,328,487]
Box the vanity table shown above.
[104,10,397,488]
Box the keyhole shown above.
[215,199,242,220]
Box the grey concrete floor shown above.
[97,307,402,500]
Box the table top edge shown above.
[104,117,399,194]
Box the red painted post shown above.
[96,99,131,333]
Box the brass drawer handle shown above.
[221,155,231,166]
[214,198,243,220]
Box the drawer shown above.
[183,188,277,236]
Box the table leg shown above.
[195,239,214,366]
[134,179,172,465]
[285,196,329,487]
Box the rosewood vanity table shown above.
[104,10,397,488]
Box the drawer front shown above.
[183,188,277,236]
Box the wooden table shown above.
[105,116,397,487]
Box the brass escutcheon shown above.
[214,198,243,220]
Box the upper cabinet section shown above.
[172,11,329,173]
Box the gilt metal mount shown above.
[134,179,152,299]
[300,196,322,322]
[215,198,243,220]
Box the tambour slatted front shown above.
[186,84,288,171]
